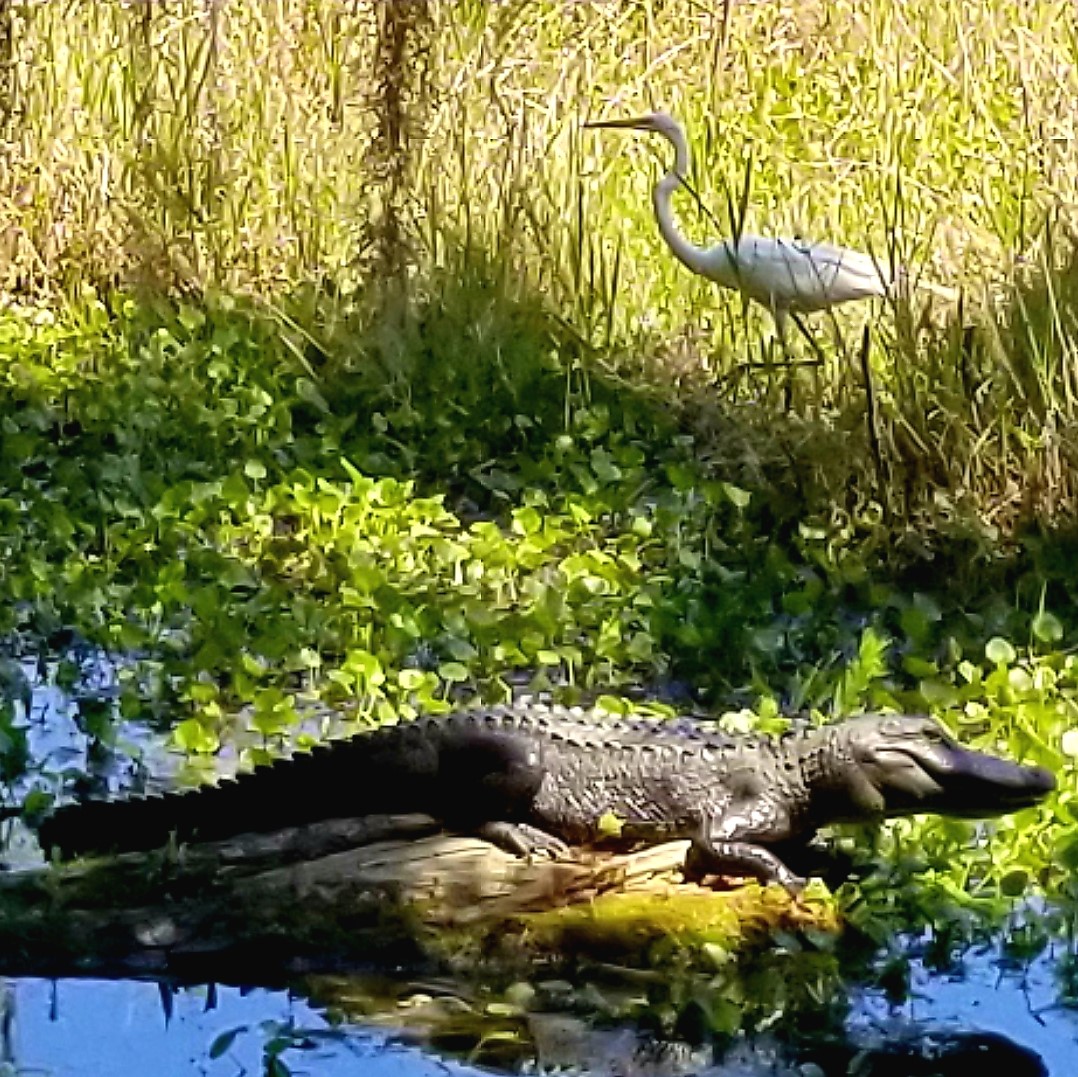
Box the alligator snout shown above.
[923,742,1055,817]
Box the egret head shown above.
[584,111,680,139]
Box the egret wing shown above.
[728,236,890,312]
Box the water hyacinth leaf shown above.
[295,377,330,414]
[1008,667,1034,693]
[722,483,751,509]
[1057,730,1078,762]
[1057,833,1078,871]
[902,656,938,678]
[999,869,1031,897]
[511,506,543,536]
[919,679,959,707]
[438,662,469,682]
[209,1026,247,1060]
[1032,611,1064,644]
[985,637,1017,666]
[595,695,631,714]
[343,650,385,685]
[590,447,621,484]
[173,717,220,754]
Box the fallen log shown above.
[0,814,835,982]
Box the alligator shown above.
[34,704,1055,892]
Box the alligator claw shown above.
[684,838,806,895]
[475,821,572,860]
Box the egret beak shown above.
[583,116,656,132]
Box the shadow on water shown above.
[2,657,1078,1075]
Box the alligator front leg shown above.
[684,837,805,893]
[475,820,571,860]
[683,801,806,893]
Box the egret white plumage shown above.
[585,111,953,339]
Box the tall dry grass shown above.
[2,0,1078,524]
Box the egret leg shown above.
[770,309,793,410]
[790,311,827,366]
[772,307,789,353]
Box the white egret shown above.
[585,111,953,339]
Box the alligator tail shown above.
[36,727,436,859]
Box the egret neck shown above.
[650,126,736,287]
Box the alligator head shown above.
[828,714,1055,821]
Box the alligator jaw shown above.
[848,715,1056,819]
[905,738,1056,818]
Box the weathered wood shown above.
[0,815,833,981]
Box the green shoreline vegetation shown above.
[0,0,1075,978]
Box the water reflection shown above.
[8,944,1076,1076]
[8,978,488,1077]
[299,945,1078,1075]
[851,946,1078,1076]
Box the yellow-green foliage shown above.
[6,2,1074,304]
[4,1,1078,515]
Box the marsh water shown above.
[8,949,1078,1076]
[7,978,487,1077]
[3,658,1078,1076]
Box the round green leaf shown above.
[438,662,469,682]
[1032,611,1064,644]
[999,869,1030,897]
[1060,729,1078,758]
[985,637,1017,665]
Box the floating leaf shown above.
[1032,611,1064,644]
[985,637,1017,665]
[1061,729,1078,758]
[209,1026,246,1060]
[597,811,625,838]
